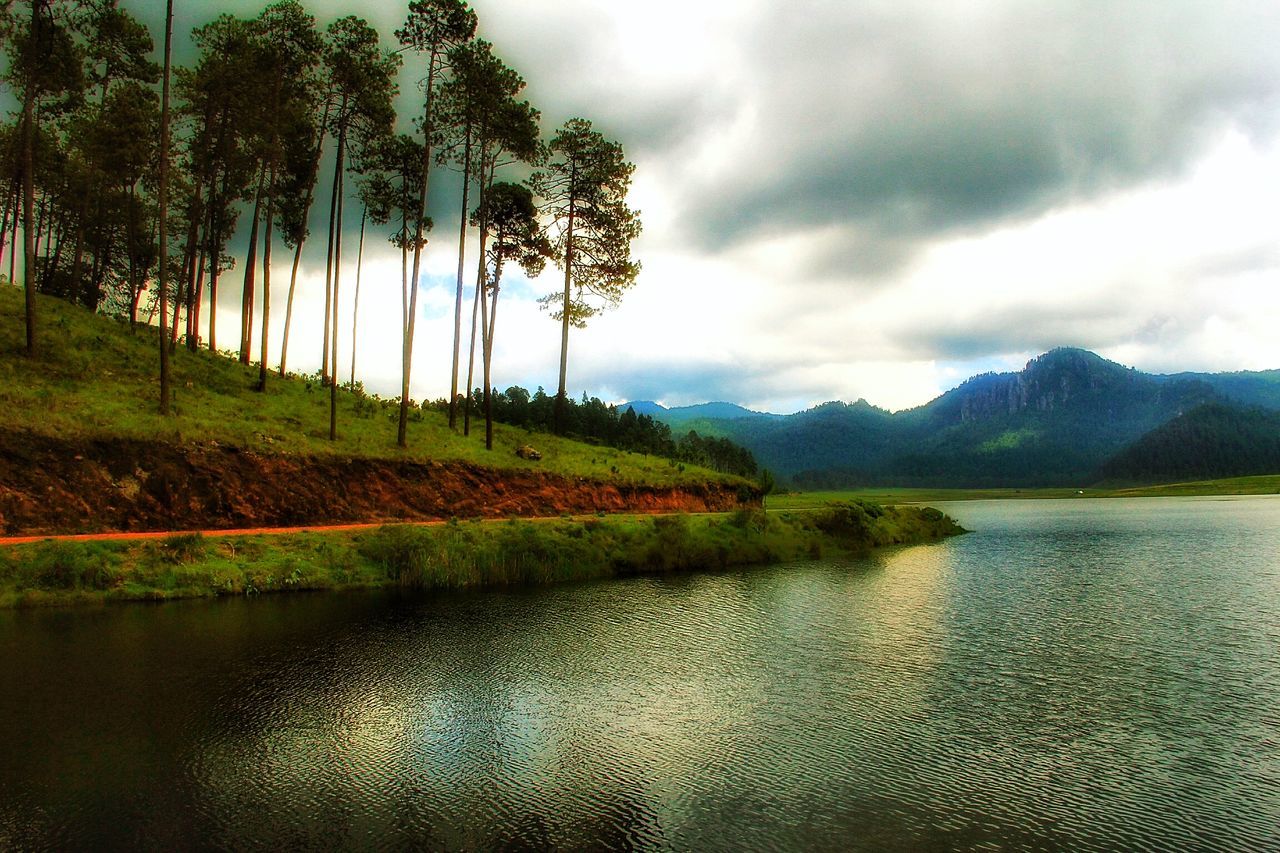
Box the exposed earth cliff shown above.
[0,431,759,536]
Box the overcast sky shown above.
[135,0,1280,413]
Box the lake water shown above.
[2,497,1278,850]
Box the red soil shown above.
[0,431,759,538]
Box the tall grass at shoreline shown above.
[0,503,963,608]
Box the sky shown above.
[132,0,1280,413]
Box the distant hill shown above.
[875,348,1220,486]
[653,348,1280,488]
[1169,369,1280,411]
[1098,403,1280,483]
[621,400,780,426]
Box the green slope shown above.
[1099,403,1280,483]
[0,287,740,488]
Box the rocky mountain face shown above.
[637,349,1280,487]
[926,349,1215,427]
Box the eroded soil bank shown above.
[0,431,759,536]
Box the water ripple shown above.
[1,497,1279,849]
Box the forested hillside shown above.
[1098,404,1280,483]
[638,348,1280,488]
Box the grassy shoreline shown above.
[0,503,962,608]
[766,474,1280,510]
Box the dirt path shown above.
[0,510,732,547]
[0,520,455,547]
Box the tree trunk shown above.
[45,216,67,293]
[32,190,48,287]
[169,252,183,350]
[399,55,439,449]
[176,176,204,349]
[126,185,139,327]
[157,0,173,415]
[207,239,220,352]
[278,104,330,378]
[483,252,504,452]
[463,268,480,437]
[189,201,214,349]
[21,33,37,354]
[238,168,265,364]
[8,184,18,286]
[448,132,472,430]
[464,157,494,438]
[280,239,303,377]
[69,214,86,307]
[257,167,276,391]
[554,195,576,434]
[322,104,348,386]
[399,220,407,335]
[350,206,365,387]
[0,180,14,276]
[400,220,408,339]
[329,125,346,441]
[189,242,206,351]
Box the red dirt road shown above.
[0,510,722,547]
[0,520,454,547]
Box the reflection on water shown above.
[2,496,1279,850]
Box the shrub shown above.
[156,533,208,565]
[359,525,433,584]
[811,501,877,544]
[26,541,122,590]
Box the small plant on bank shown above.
[155,533,208,565]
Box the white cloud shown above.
[156,0,1280,414]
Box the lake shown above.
[2,496,1278,850]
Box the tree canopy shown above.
[0,0,647,460]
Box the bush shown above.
[811,501,878,544]
[729,507,767,533]
[156,533,208,565]
[359,525,434,584]
[26,541,123,590]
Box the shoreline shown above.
[765,474,1280,510]
[0,503,963,609]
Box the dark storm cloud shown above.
[470,3,738,159]
[677,1,1280,275]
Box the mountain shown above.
[621,400,780,426]
[1098,403,1280,483]
[877,348,1220,486]
[1168,369,1280,411]
[678,400,898,483]
[654,348,1280,488]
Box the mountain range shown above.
[626,348,1280,487]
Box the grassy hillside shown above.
[0,287,740,489]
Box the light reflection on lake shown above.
[1,496,1278,850]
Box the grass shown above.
[0,286,743,489]
[1102,474,1280,498]
[0,504,965,607]
[766,474,1280,510]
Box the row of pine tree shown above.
[0,0,641,452]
